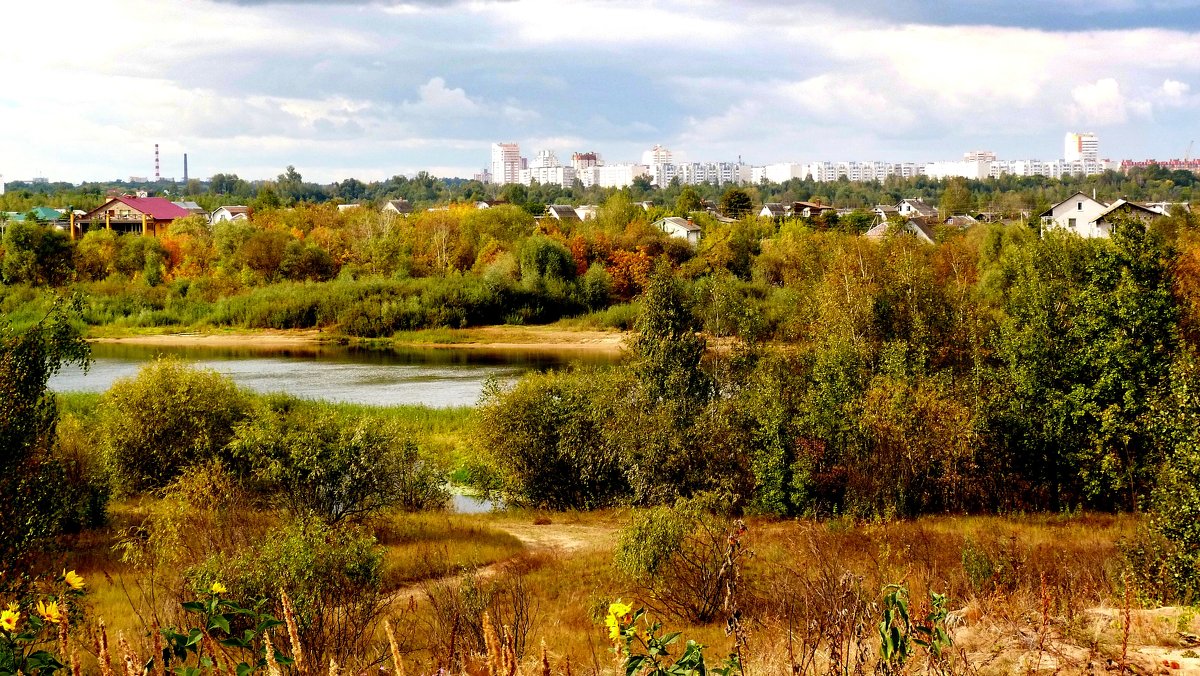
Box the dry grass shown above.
[41,509,1200,675]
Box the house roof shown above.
[548,204,580,221]
[1094,199,1162,222]
[864,223,889,239]
[31,206,64,220]
[761,203,788,216]
[173,201,204,211]
[1039,191,1105,217]
[384,199,412,213]
[865,219,936,243]
[653,216,701,232]
[899,198,937,217]
[793,201,835,212]
[87,196,191,221]
[908,218,937,242]
[216,205,251,215]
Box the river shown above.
[49,342,620,408]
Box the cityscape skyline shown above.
[3,0,1200,184]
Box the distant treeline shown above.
[1,162,1196,217]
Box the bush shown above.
[614,495,745,623]
[99,358,252,493]
[226,398,448,521]
[189,516,386,670]
[477,368,631,510]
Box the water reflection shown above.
[51,341,619,408]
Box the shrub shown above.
[614,495,746,623]
[226,398,448,521]
[189,516,386,670]
[99,358,252,493]
[477,368,631,510]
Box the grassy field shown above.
[45,508,1200,675]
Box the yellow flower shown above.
[607,601,632,620]
[36,599,62,624]
[0,609,19,632]
[605,601,633,640]
[211,582,227,595]
[63,569,85,591]
[605,613,620,640]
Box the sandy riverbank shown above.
[88,325,630,352]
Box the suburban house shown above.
[873,204,899,224]
[1092,199,1163,232]
[652,216,702,246]
[865,218,936,244]
[547,205,581,222]
[574,205,598,220]
[4,207,66,224]
[1039,192,1161,238]
[943,214,978,228]
[79,196,191,236]
[793,201,837,219]
[172,201,208,219]
[336,204,362,212]
[212,205,251,223]
[759,203,788,219]
[382,199,413,216]
[897,198,937,219]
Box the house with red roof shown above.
[79,196,191,236]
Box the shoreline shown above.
[87,325,630,353]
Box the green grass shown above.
[373,512,526,588]
[319,401,476,467]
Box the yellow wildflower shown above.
[63,569,85,591]
[605,600,633,640]
[211,581,227,595]
[36,599,63,624]
[0,608,18,632]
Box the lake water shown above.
[50,342,620,408]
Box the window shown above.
[1077,202,1083,211]
[1068,218,1077,227]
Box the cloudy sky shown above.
[3,0,1200,183]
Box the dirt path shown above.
[384,519,617,606]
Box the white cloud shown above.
[1070,78,1137,124]
[1161,78,1191,102]
[475,0,746,46]
[409,77,481,114]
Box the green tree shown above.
[628,261,711,406]
[675,186,703,215]
[1,221,73,286]
[0,298,90,581]
[939,177,973,216]
[719,188,753,219]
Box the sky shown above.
[3,0,1200,184]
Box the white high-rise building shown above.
[642,144,673,166]
[531,149,560,168]
[1064,132,1099,162]
[963,150,997,162]
[490,142,524,185]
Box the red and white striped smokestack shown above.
[155,143,160,182]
